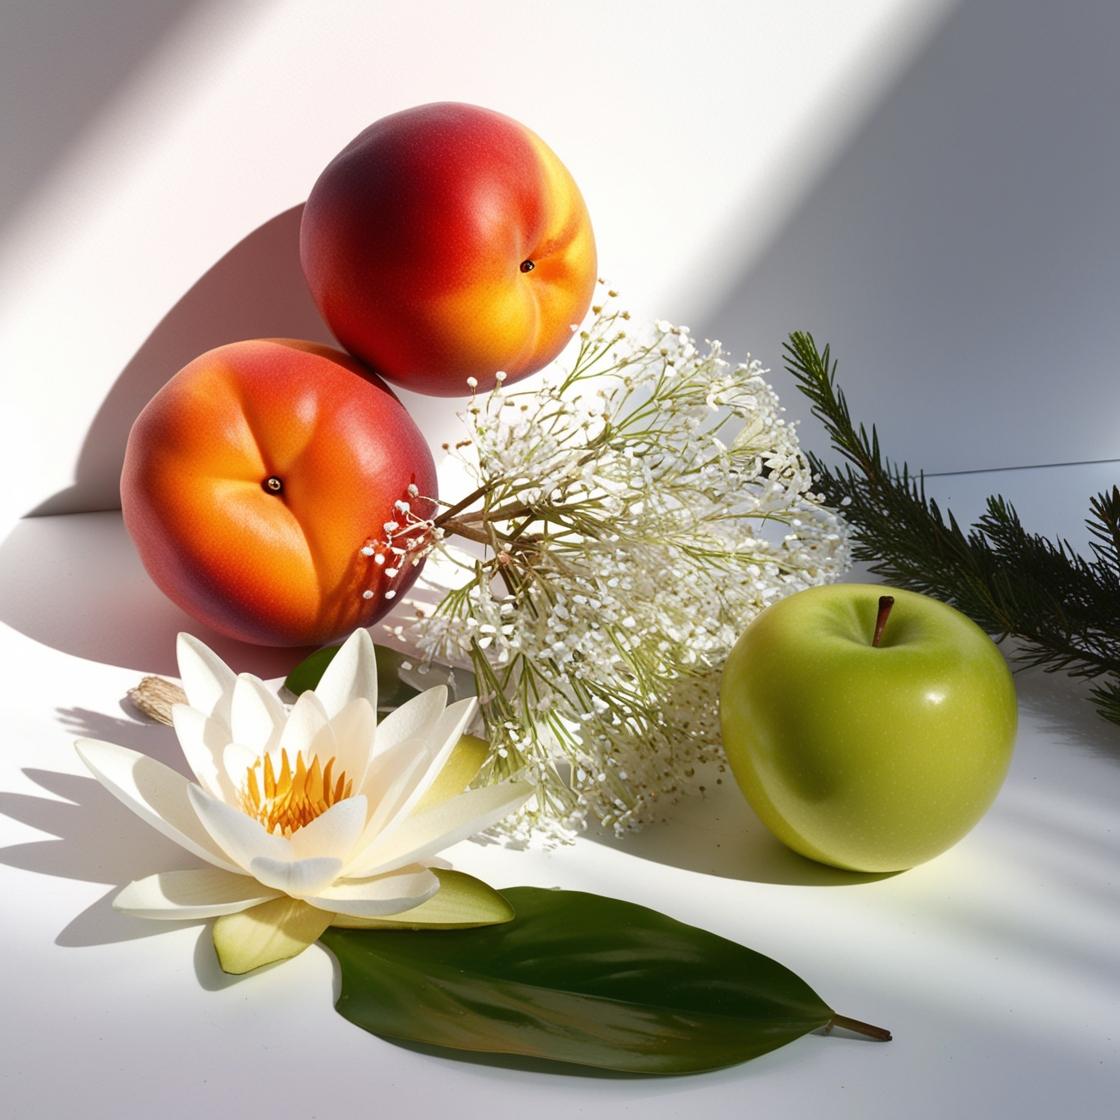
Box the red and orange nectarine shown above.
[121,339,436,647]
[300,102,597,396]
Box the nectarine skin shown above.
[121,339,437,647]
[300,102,597,396]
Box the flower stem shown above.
[438,519,494,546]
[828,1014,892,1041]
[432,482,493,529]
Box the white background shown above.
[16,0,1120,528]
[1,2,1118,1116]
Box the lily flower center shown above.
[241,748,353,836]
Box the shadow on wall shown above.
[0,0,202,239]
[1,197,463,671]
[0,510,307,677]
[702,0,1120,477]
[33,205,335,515]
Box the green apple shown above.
[719,584,1017,872]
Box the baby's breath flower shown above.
[374,298,848,840]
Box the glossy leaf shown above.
[322,887,853,1074]
[329,869,514,931]
[284,642,419,708]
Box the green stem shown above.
[828,1014,892,1041]
[432,482,494,529]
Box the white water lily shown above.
[76,629,531,972]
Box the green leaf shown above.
[329,869,514,930]
[213,897,332,975]
[284,641,419,707]
[322,887,874,1074]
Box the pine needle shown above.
[784,331,1120,728]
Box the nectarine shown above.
[300,102,597,396]
[121,339,436,646]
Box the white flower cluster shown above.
[389,298,848,839]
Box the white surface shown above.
[1,463,1118,1118]
[0,0,954,525]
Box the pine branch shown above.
[784,331,1120,727]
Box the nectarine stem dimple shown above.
[519,259,535,273]
[263,476,284,495]
[872,595,894,647]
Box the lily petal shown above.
[358,698,479,844]
[187,784,292,871]
[230,674,285,753]
[249,855,343,897]
[416,734,490,812]
[171,704,236,801]
[288,795,368,863]
[354,742,431,844]
[315,629,377,718]
[374,685,447,757]
[212,897,333,975]
[114,867,279,919]
[330,868,513,930]
[306,864,439,917]
[385,697,478,817]
[75,739,241,873]
[222,742,258,792]
[325,698,377,788]
[280,691,330,754]
[345,782,533,878]
[176,634,236,726]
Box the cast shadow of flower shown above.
[0,766,195,946]
[0,705,239,984]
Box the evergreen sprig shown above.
[784,331,1120,728]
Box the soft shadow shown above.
[56,702,183,765]
[702,0,1120,475]
[1011,657,1120,764]
[0,204,328,675]
[586,778,893,887]
[0,1,202,238]
[0,766,200,946]
[0,510,310,676]
[34,204,334,515]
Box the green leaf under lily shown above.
[322,887,891,1075]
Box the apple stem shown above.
[872,595,895,647]
[828,1014,893,1042]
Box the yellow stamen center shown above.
[241,748,353,836]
